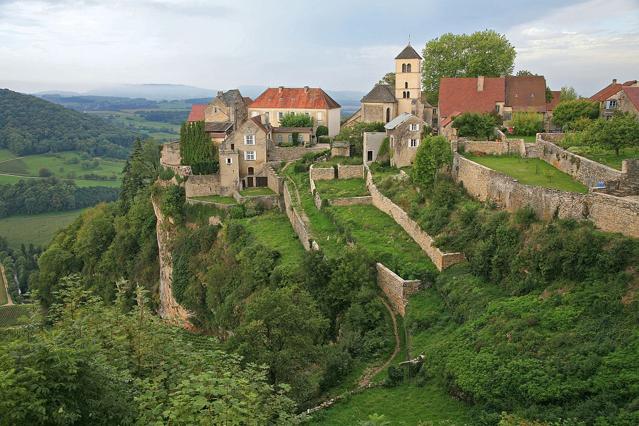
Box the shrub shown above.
[160,185,185,223]
[511,111,544,136]
[318,135,331,144]
[158,167,175,181]
[316,125,329,137]
[412,135,453,190]
[452,112,499,139]
[38,167,53,177]
[384,365,404,387]
[280,112,313,127]
[552,99,599,129]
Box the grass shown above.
[237,210,306,270]
[0,151,124,188]
[191,195,237,205]
[464,153,589,193]
[315,178,368,200]
[566,146,639,170]
[239,187,276,196]
[308,383,473,425]
[0,209,88,249]
[0,304,33,328]
[319,156,363,166]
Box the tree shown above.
[560,86,578,101]
[552,99,600,128]
[280,112,313,128]
[412,135,453,189]
[511,112,544,136]
[452,112,499,139]
[583,112,639,156]
[515,70,536,76]
[179,121,218,175]
[335,122,385,156]
[379,72,396,87]
[316,125,329,137]
[422,30,516,104]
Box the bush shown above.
[384,365,404,387]
[452,112,499,139]
[280,112,313,127]
[160,185,185,223]
[316,125,329,137]
[318,135,331,144]
[412,135,453,190]
[38,167,53,177]
[158,167,175,181]
[552,99,599,129]
[511,112,544,136]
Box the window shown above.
[404,82,408,89]
[226,157,232,165]
[406,91,410,98]
[317,112,323,121]
[409,123,419,131]
[244,151,256,161]
[276,134,283,144]
[288,134,293,143]
[244,134,255,145]
[605,99,618,109]
[305,112,310,116]
[409,139,418,148]
[278,111,284,120]
[401,63,407,73]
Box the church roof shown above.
[361,84,396,103]
[395,44,422,60]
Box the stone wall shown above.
[329,196,373,207]
[337,164,364,179]
[376,263,421,317]
[160,142,192,177]
[265,164,284,195]
[233,192,280,210]
[460,139,526,156]
[310,164,335,181]
[365,167,466,270]
[453,153,639,238]
[185,175,226,198]
[283,181,318,251]
[267,144,330,162]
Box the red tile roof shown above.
[438,77,505,120]
[591,83,622,102]
[187,104,206,122]
[546,90,561,111]
[622,86,639,110]
[505,76,547,112]
[250,87,341,110]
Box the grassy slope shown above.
[88,110,181,142]
[315,178,368,199]
[464,153,588,193]
[0,209,88,248]
[239,187,276,196]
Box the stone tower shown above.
[394,44,422,116]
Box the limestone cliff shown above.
[151,197,192,328]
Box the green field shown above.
[309,383,472,425]
[0,209,87,248]
[239,187,276,196]
[237,210,305,270]
[89,110,181,142]
[190,195,237,204]
[567,146,639,170]
[0,304,33,327]
[0,149,124,188]
[464,154,588,193]
[315,178,368,199]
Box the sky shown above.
[1,0,638,97]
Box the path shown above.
[0,264,14,306]
[358,296,400,387]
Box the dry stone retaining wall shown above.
[265,164,284,195]
[337,164,364,179]
[283,181,317,251]
[453,153,639,238]
[185,175,224,197]
[460,139,526,156]
[329,196,373,207]
[268,144,330,162]
[376,263,420,317]
[365,166,465,271]
[310,164,335,181]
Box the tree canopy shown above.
[179,121,218,175]
[552,99,600,129]
[422,30,516,104]
[452,112,500,139]
[583,112,639,156]
[280,112,314,128]
[412,135,453,189]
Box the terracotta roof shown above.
[441,111,461,128]
[250,115,269,133]
[395,44,422,60]
[438,77,505,119]
[505,76,547,112]
[546,91,561,111]
[622,86,639,110]
[250,87,341,110]
[361,84,396,103]
[187,104,206,122]
[591,83,622,102]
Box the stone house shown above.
[385,113,425,167]
[590,79,639,118]
[248,87,342,137]
[363,132,386,164]
[347,44,433,127]
[188,89,251,144]
[223,116,270,189]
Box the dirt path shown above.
[358,296,400,387]
[0,264,14,306]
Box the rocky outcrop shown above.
[151,197,192,328]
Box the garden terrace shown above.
[239,187,277,197]
[318,156,363,167]
[463,153,589,193]
[189,195,237,205]
[563,144,639,171]
[314,178,369,200]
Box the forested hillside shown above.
[0,89,137,158]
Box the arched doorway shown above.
[248,166,254,175]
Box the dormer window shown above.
[244,134,255,145]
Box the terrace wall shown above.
[329,196,373,207]
[376,263,421,317]
[282,181,318,251]
[268,144,330,162]
[459,139,526,156]
[160,142,192,177]
[310,165,336,181]
[452,153,639,238]
[185,175,224,197]
[365,167,466,270]
[337,164,364,179]
[265,164,284,195]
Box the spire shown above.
[395,44,421,60]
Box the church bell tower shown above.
[394,43,422,115]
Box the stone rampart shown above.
[268,144,330,162]
[365,167,466,270]
[376,263,421,317]
[161,142,192,177]
[337,164,364,179]
[185,175,225,198]
[453,153,639,238]
[310,164,335,181]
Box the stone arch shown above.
[406,63,411,72]
[401,63,407,73]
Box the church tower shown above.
[394,44,422,116]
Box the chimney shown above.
[304,86,309,93]
[612,79,618,85]
[278,86,284,94]
[477,76,485,92]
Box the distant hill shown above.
[39,94,158,111]
[85,84,217,100]
[0,89,138,158]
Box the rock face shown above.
[151,197,192,328]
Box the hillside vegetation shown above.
[0,89,137,158]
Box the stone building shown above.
[248,87,342,137]
[385,113,425,167]
[590,79,639,118]
[188,89,251,144]
[346,44,433,127]
[223,116,270,189]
